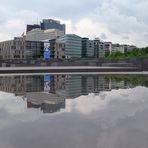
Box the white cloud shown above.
[65,87,148,128]
[0,0,147,47]
[0,9,42,41]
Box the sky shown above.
[0,0,148,47]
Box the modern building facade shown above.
[49,39,56,59]
[54,42,65,59]
[56,34,82,59]
[82,38,94,58]
[94,38,112,58]
[25,41,44,59]
[0,37,26,60]
[26,28,64,42]
[0,75,44,96]
[111,44,125,54]
[104,42,112,55]
[124,45,136,52]
[110,44,137,54]
[0,36,45,60]
[40,19,66,34]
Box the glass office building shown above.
[82,38,94,58]
[40,19,65,34]
[25,41,44,59]
[56,34,82,59]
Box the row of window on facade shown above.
[0,34,136,60]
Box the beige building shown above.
[0,37,26,60]
[0,36,45,60]
[0,75,26,96]
[54,43,65,59]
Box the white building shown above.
[94,38,112,58]
[111,44,125,53]
[110,44,137,54]
[124,45,137,52]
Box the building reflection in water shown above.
[0,74,135,113]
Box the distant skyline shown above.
[0,0,148,47]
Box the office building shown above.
[54,42,65,59]
[111,43,125,53]
[0,75,26,96]
[0,37,26,60]
[94,38,112,58]
[56,34,82,59]
[26,28,64,42]
[49,39,56,59]
[40,19,66,34]
[82,38,94,58]
[124,45,137,52]
[25,40,44,59]
[0,36,47,60]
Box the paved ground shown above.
[0,66,141,74]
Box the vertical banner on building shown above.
[44,42,51,59]
[44,51,51,59]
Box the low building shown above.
[56,34,82,59]
[0,37,26,60]
[94,38,112,58]
[25,40,44,59]
[54,42,65,59]
[111,43,125,54]
[124,45,137,52]
[82,38,94,58]
[49,39,56,59]
[111,44,136,54]
[0,75,26,96]
[0,36,46,60]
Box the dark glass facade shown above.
[82,38,94,58]
[40,19,65,33]
[25,41,44,59]
[26,24,40,33]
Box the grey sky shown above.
[0,0,147,47]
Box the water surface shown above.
[0,74,148,148]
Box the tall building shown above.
[40,19,66,34]
[56,34,82,59]
[82,38,94,58]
